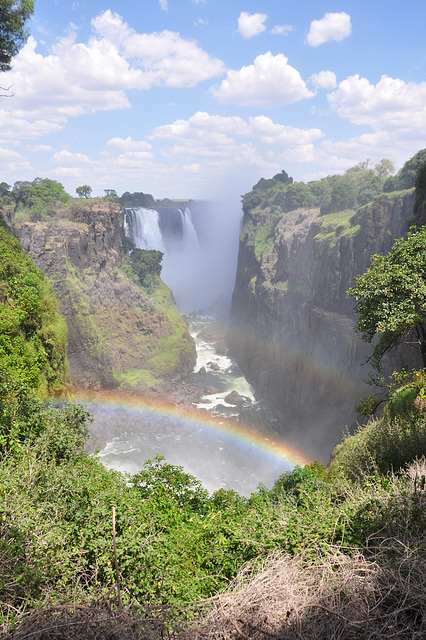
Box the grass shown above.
[313,209,360,248]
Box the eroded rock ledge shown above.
[13,201,196,391]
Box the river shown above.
[85,315,307,496]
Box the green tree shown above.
[0,181,10,198]
[76,185,92,198]
[383,148,426,192]
[0,0,33,73]
[0,220,69,395]
[12,178,70,218]
[127,248,163,289]
[348,226,426,369]
[374,158,395,178]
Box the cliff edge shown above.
[229,190,416,461]
[12,200,196,392]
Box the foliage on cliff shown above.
[348,225,426,370]
[1,177,71,222]
[241,152,426,221]
[9,193,196,391]
[0,220,68,396]
[1,375,425,638]
[241,158,398,218]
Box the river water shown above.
[87,315,304,496]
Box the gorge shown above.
[4,150,426,480]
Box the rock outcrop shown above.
[13,201,196,391]
[229,190,416,461]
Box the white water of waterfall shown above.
[125,208,165,252]
[180,208,199,247]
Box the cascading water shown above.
[91,201,298,494]
[124,208,165,252]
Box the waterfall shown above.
[124,208,165,252]
[179,208,199,249]
[124,202,241,315]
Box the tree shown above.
[348,226,426,370]
[383,148,426,192]
[104,189,117,198]
[76,185,92,199]
[127,248,163,289]
[374,158,394,178]
[0,0,34,72]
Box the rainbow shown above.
[73,389,313,473]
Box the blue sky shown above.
[1,0,425,199]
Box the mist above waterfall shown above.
[125,199,241,316]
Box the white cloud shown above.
[159,0,168,10]
[107,137,152,151]
[92,10,226,88]
[210,52,314,107]
[26,144,55,152]
[328,74,426,134]
[271,25,293,35]
[247,116,323,146]
[0,10,226,135]
[237,12,267,39]
[307,12,351,47]
[309,70,337,89]
[151,111,323,150]
[0,147,24,160]
[52,149,91,164]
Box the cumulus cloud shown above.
[151,111,322,148]
[159,0,168,10]
[237,12,267,39]
[309,70,337,89]
[307,12,351,47]
[107,137,152,151]
[52,149,91,164]
[271,24,293,35]
[0,10,226,134]
[210,52,314,107]
[328,74,426,134]
[92,10,226,87]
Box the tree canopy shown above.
[348,226,426,370]
[76,185,92,199]
[0,0,34,72]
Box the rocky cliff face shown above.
[13,201,196,391]
[229,190,416,461]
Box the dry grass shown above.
[3,597,183,640]
[186,545,426,640]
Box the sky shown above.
[1,0,425,200]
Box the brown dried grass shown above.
[3,597,183,640]
[185,544,426,640]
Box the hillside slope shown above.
[11,200,196,391]
[229,189,416,460]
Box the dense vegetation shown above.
[0,177,71,222]
[1,368,425,637]
[1,155,426,637]
[241,151,426,218]
[0,220,68,397]
[123,245,164,292]
[348,225,426,370]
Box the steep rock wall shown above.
[13,202,196,391]
[229,191,416,461]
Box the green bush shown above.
[329,411,426,482]
[0,221,69,396]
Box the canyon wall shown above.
[12,201,196,391]
[229,190,416,461]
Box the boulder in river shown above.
[224,390,251,405]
